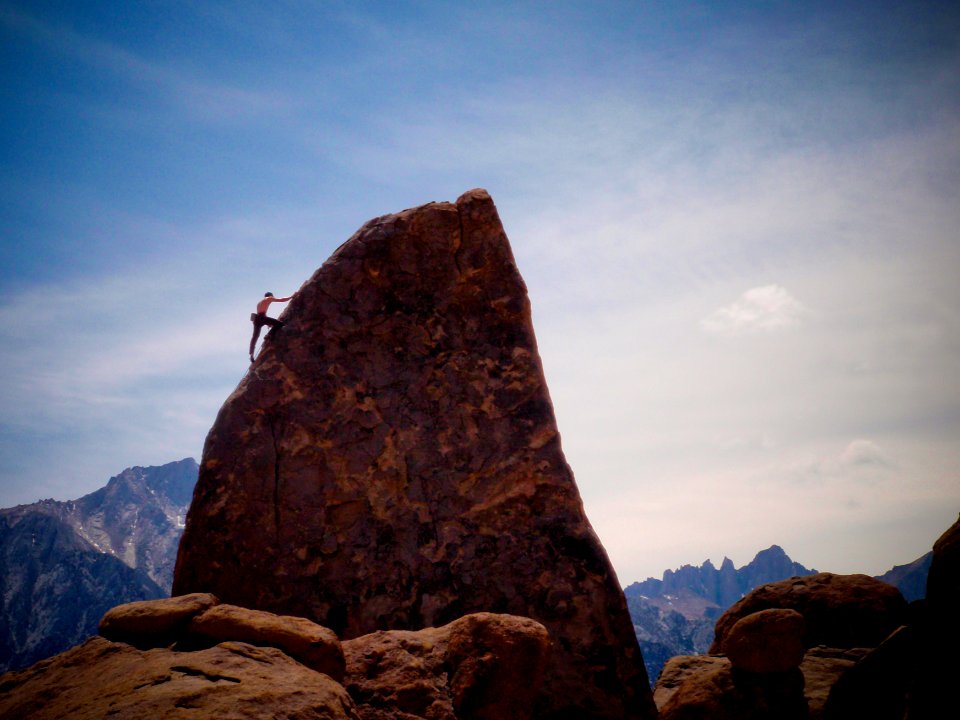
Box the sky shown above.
[1,0,958,583]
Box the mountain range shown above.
[623,544,932,686]
[0,458,197,672]
[0,455,933,682]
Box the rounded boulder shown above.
[724,608,806,673]
[711,573,907,653]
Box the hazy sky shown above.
[2,1,958,583]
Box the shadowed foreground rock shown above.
[657,659,807,720]
[711,572,907,653]
[173,189,653,718]
[99,592,219,648]
[910,513,960,719]
[343,612,550,720]
[0,636,359,720]
[723,608,805,673]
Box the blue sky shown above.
[2,1,958,582]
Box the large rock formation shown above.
[173,189,653,719]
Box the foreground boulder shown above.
[173,190,653,718]
[711,572,907,652]
[799,646,868,719]
[1,601,550,720]
[190,604,345,680]
[723,608,805,673]
[901,513,960,719]
[98,595,345,680]
[99,592,219,648]
[0,636,359,720]
[656,659,807,720]
[343,612,550,720]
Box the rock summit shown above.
[173,189,654,719]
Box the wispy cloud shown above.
[701,285,808,336]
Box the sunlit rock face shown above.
[173,189,655,719]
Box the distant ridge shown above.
[624,545,816,686]
[875,551,932,602]
[0,458,197,672]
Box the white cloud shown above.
[839,439,892,470]
[701,285,808,336]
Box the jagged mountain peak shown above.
[0,459,198,673]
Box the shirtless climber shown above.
[249,291,294,363]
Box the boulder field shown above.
[654,517,960,719]
[0,595,550,720]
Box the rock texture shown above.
[653,654,730,709]
[654,647,869,720]
[0,636,359,720]
[656,660,807,720]
[0,598,550,720]
[99,593,220,648]
[798,646,867,720]
[343,612,550,720]
[710,572,908,653]
[723,608,805,673]
[190,603,345,680]
[173,189,653,719]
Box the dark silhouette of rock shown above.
[173,189,653,719]
[822,625,913,720]
[905,513,960,719]
[0,636,359,720]
[0,458,197,672]
[798,646,866,719]
[924,512,960,637]
[654,647,869,719]
[656,660,808,720]
[723,609,805,674]
[710,573,907,653]
[189,603,345,680]
[343,612,550,720]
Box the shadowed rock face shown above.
[710,572,908,653]
[173,189,654,719]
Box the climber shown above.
[249,291,294,363]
